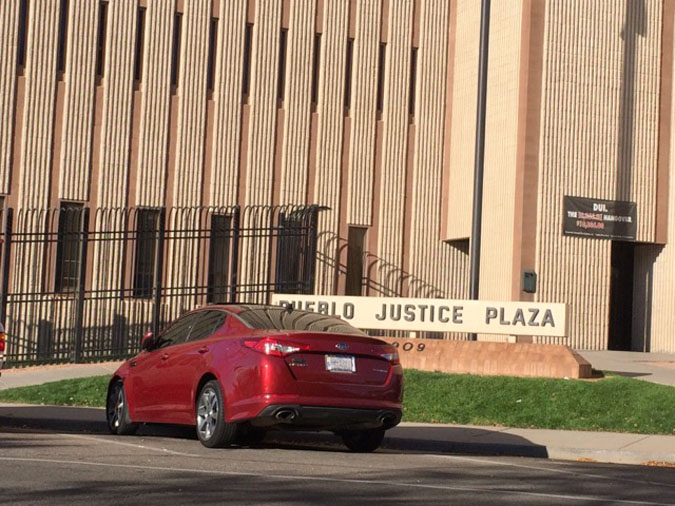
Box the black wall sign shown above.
[563,196,637,241]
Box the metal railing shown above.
[0,205,320,366]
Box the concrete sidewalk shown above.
[0,361,123,390]
[387,423,675,466]
[579,350,675,386]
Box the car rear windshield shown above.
[235,306,366,336]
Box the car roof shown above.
[203,303,280,315]
[198,303,366,335]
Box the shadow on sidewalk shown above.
[0,404,548,458]
[383,425,549,458]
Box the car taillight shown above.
[243,337,309,357]
[380,348,400,365]
[0,331,5,353]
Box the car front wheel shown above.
[196,380,237,448]
[106,380,138,435]
[341,429,386,453]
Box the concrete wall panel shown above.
[313,0,349,294]
[136,0,175,207]
[346,0,380,226]
[244,0,282,206]
[443,0,479,241]
[535,0,662,349]
[409,0,469,301]
[18,0,60,208]
[173,0,210,207]
[96,0,136,208]
[209,0,246,206]
[59,1,97,202]
[279,0,315,205]
[479,1,523,302]
[376,0,413,295]
[0,2,19,195]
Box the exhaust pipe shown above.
[379,414,396,427]
[274,408,298,422]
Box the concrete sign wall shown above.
[271,295,568,337]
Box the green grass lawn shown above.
[0,375,109,408]
[403,369,675,435]
[1,369,673,435]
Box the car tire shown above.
[196,380,237,448]
[106,380,139,436]
[341,429,385,453]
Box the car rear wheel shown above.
[196,380,237,448]
[341,429,385,453]
[106,380,138,435]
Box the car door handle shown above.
[161,353,169,360]
[130,361,137,367]
[198,347,208,354]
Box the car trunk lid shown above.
[275,332,396,386]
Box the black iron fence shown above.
[0,205,320,366]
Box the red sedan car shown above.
[107,304,403,452]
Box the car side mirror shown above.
[141,331,155,351]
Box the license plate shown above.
[325,354,356,373]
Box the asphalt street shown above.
[0,407,674,505]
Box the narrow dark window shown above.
[170,13,182,89]
[311,33,321,109]
[95,1,108,78]
[346,226,367,296]
[207,17,218,92]
[277,28,288,102]
[0,198,5,233]
[242,23,253,101]
[56,0,69,74]
[344,38,354,112]
[55,203,84,293]
[207,215,232,303]
[275,211,317,295]
[409,47,418,119]
[133,209,159,299]
[17,0,28,71]
[376,43,387,118]
[133,7,146,83]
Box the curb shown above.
[544,447,675,467]
[383,436,675,466]
[1,403,673,466]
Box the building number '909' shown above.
[390,342,426,352]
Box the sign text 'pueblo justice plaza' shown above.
[271,295,567,338]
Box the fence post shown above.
[73,207,90,362]
[274,213,285,294]
[0,208,13,326]
[306,206,319,295]
[266,208,276,303]
[229,206,241,303]
[152,207,166,338]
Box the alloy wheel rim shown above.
[109,386,123,429]
[197,387,219,440]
